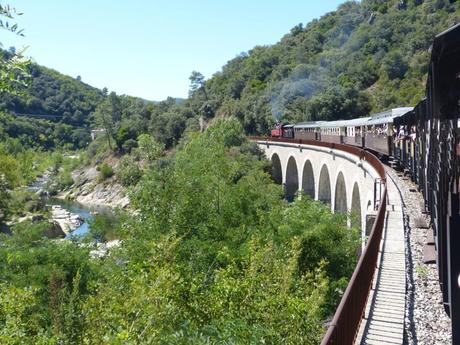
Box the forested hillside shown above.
[0,52,104,126]
[182,0,460,134]
[0,50,104,149]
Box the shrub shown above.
[122,139,137,154]
[116,155,142,187]
[58,170,74,188]
[98,163,114,182]
[89,214,118,242]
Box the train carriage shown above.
[393,109,416,173]
[270,123,295,138]
[281,124,294,138]
[319,121,342,144]
[424,24,460,335]
[341,117,370,147]
[365,107,413,156]
[293,121,323,141]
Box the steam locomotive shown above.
[271,23,460,341]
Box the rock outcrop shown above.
[59,164,129,209]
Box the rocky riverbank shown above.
[58,164,129,209]
[89,239,122,258]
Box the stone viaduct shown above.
[254,138,407,344]
[254,139,383,238]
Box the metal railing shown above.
[250,137,388,345]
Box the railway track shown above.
[356,169,406,344]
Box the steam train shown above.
[272,24,460,341]
[271,106,415,157]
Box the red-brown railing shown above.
[250,137,387,345]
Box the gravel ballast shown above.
[385,167,452,344]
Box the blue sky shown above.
[2,1,345,101]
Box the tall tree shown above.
[91,98,115,150]
[188,70,206,98]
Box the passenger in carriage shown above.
[397,125,407,140]
[409,125,417,141]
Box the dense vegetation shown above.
[0,57,104,149]
[0,60,104,126]
[0,120,360,344]
[0,136,52,224]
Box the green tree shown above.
[136,133,163,165]
[0,4,30,95]
[189,70,206,98]
[92,99,115,150]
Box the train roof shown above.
[367,107,413,125]
[432,23,460,63]
[294,118,371,129]
[336,117,371,127]
[293,121,326,129]
[436,22,460,38]
[290,108,414,129]
[320,118,368,128]
[370,107,414,120]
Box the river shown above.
[48,198,115,238]
[30,172,115,239]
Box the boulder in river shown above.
[43,221,66,239]
[51,205,84,234]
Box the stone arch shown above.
[285,156,299,201]
[350,182,362,229]
[334,172,347,213]
[318,164,331,204]
[301,160,315,198]
[271,153,282,184]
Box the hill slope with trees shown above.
[184,0,460,133]
[0,55,104,126]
